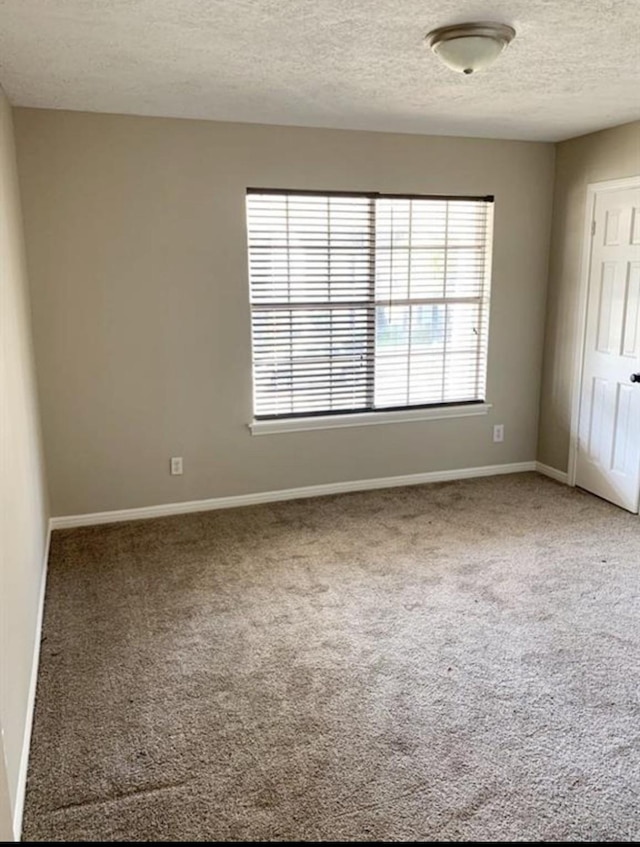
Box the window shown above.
[247,189,493,427]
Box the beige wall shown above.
[0,89,49,833]
[14,108,555,517]
[538,121,640,472]
[0,739,12,841]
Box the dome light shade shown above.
[426,22,516,75]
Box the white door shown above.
[576,182,640,513]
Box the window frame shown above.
[246,188,494,434]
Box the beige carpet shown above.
[23,473,640,841]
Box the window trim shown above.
[247,187,495,203]
[250,401,492,435]
[246,188,494,427]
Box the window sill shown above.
[249,403,492,435]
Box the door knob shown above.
[631,373,640,383]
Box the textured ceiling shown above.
[0,0,639,141]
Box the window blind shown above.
[247,190,493,420]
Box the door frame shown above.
[567,174,640,493]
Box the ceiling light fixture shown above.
[425,22,516,75]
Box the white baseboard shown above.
[535,462,569,485]
[50,462,537,530]
[12,521,51,841]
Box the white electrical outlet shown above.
[493,424,504,443]
[170,457,183,475]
